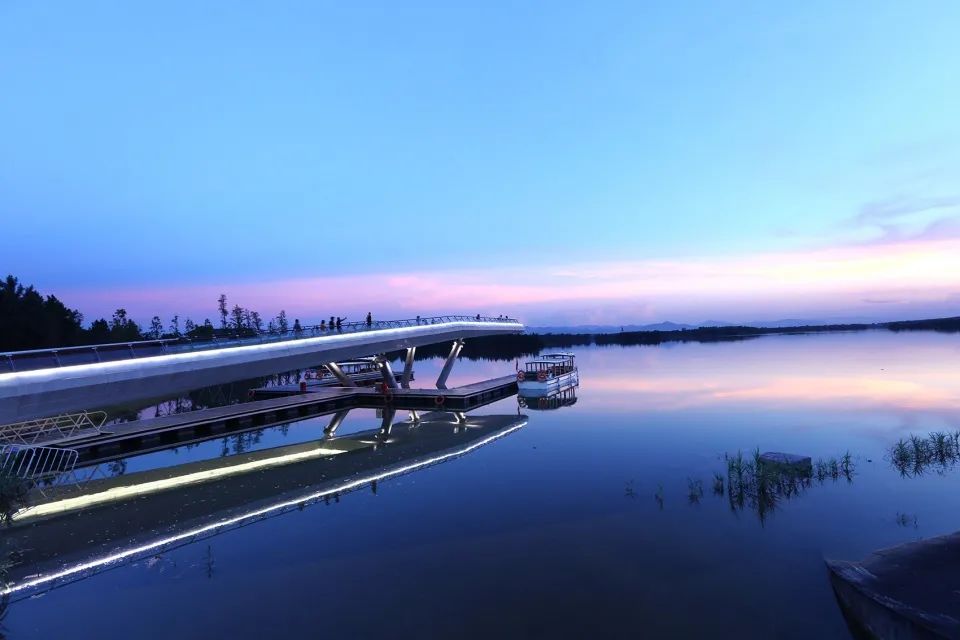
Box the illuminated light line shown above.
[0,420,527,598]
[0,321,521,383]
[12,447,349,522]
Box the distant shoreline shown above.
[542,315,960,346]
[410,316,960,361]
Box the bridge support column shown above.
[436,340,464,390]
[401,347,416,389]
[323,409,351,436]
[326,362,357,387]
[379,407,396,439]
[379,359,399,390]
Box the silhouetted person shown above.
[366,312,372,327]
[330,316,335,329]
[320,320,326,331]
[416,315,420,325]
[293,319,302,335]
[336,317,342,331]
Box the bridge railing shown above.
[0,315,522,373]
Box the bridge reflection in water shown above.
[1,412,527,600]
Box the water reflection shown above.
[6,333,960,639]
[0,412,526,600]
[576,332,960,420]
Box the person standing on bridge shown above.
[330,316,334,330]
[320,319,326,331]
[366,312,372,327]
[336,317,342,331]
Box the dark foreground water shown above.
[3,330,960,639]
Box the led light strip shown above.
[0,321,521,383]
[1,421,526,598]
[12,446,349,522]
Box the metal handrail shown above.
[1,444,79,480]
[0,338,179,357]
[1,315,521,372]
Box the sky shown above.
[2,1,959,327]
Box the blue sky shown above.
[2,1,959,324]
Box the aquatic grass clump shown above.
[712,473,725,495]
[891,439,911,468]
[687,478,704,504]
[910,434,929,466]
[888,430,960,477]
[720,448,855,523]
[894,512,918,529]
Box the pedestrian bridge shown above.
[0,315,523,423]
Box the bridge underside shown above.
[0,320,522,423]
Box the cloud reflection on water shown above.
[569,332,960,422]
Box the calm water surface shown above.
[4,331,960,639]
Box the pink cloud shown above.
[60,236,960,326]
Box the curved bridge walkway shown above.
[0,315,523,424]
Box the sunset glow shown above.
[59,236,960,325]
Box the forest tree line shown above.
[0,275,296,352]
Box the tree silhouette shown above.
[109,309,142,341]
[150,316,163,339]
[231,304,245,331]
[88,318,110,343]
[217,294,228,329]
[0,275,86,350]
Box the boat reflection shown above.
[518,381,579,411]
[0,412,527,600]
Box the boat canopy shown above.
[522,354,576,375]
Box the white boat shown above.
[516,353,579,398]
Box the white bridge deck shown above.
[0,316,523,423]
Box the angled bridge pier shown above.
[436,339,465,390]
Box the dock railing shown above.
[1,315,522,373]
[1,445,79,481]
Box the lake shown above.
[3,330,959,639]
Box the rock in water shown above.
[758,451,812,469]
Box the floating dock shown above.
[56,375,518,462]
[250,370,405,398]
